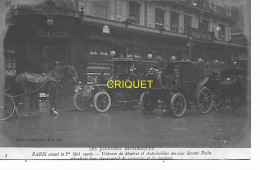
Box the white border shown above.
[0,148,251,160]
[1,0,257,169]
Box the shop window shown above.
[184,15,192,33]
[155,8,165,29]
[170,12,179,32]
[93,0,108,19]
[200,19,209,31]
[88,43,110,57]
[218,24,225,41]
[129,1,141,25]
[127,46,142,59]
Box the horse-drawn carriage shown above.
[0,65,79,120]
[139,61,217,117]
[73,58,155,112]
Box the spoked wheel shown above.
[73,91,89,111]
[197,87,212,114]
[93,91,111,113]
[0,93,15,120]
[169,93,187,117]
[140,92,154,114]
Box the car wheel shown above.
[73,91,89,111]
[169,93,187,117]
[140,92,154,114]
[197,87,212,114]
[93,91,111,113]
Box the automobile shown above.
[139,61,217,117]
[73,58,155,112]
[213,67,248,110]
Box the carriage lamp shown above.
[110,50,116,57]
[170,56,176,61]
[147,53,153,59]
[47,18,54,26]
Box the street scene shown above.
[0,0,250,151]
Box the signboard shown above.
[103,25,110,34]
[34,30,70,39]
[185,28,214,42]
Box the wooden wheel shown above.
[169,93,187,117]
[140,92,154,114]
[93,91,111,113]
[197,87,212,114]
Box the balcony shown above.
[173,0,233,18]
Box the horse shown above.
[13,65,79,116]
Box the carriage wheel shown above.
[140,92,154,114]
[197,87,212,114]
[0,93,15,120]
[73,91,89,111]
[170,93,187,117]
[93,91,111,113]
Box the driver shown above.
[155,56,167,86]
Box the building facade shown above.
[77,0,247,70]
[4,0,248,78]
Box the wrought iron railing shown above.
[176,0,232,17]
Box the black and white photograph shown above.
[0,0,251,160]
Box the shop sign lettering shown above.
[185,28,214,42]
[34,30,70,39]
[86,34,141,46]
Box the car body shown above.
[140,61,216,117]
[74,58,155,112]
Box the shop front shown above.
[4,0,82,75]
[3,0,82,111]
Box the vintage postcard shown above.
[0,0,250,160]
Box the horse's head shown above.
[51,65,79,84]
[67,65,79,82]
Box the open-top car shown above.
[73,58,155,112]
[140,61,217,117]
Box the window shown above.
[184,15,192,33]
[184,0,192,5]
[200,19,209,31]
[155,8,165,29]
[218,24,225,40]
[129,1,141,24]
[93,0,108,19]
[170,12,179,32]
